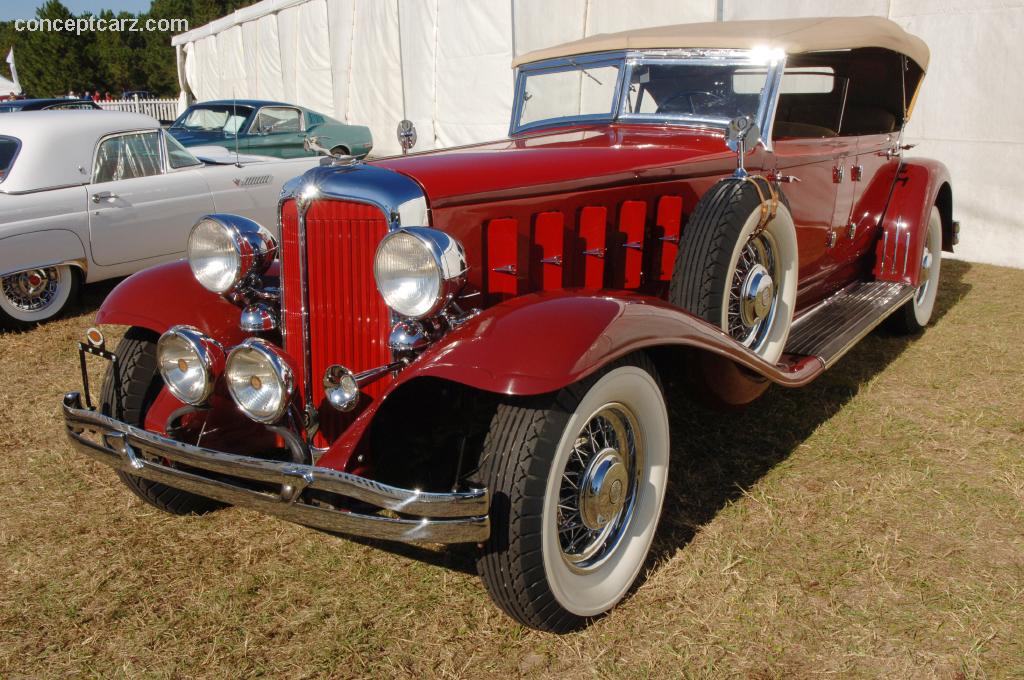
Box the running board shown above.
[784,281,915,368]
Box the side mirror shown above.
[726,115,760,154]
[397,119,417,154]
[726,115,761,177]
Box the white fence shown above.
[97,98,179,122]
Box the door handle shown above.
[91,191,118,203]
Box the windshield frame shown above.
[0,135,22,184]
[510,51,628,136]
[511,49,787,150]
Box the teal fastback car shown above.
[168,100,373,159]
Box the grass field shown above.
[0,259,1021,679]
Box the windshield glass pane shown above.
[623,62,768,123]
[517,63,621,129]
[172,105,252,133]
[0,136,19,181]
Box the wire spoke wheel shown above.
[727,231,779,352]
[0,264,79,327]
[1,267,62,312]
[556,404,643,571]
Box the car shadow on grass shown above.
[336,260,973,580]
[648,258,972,569]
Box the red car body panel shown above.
[96,260,255,343]
[314,291,823,471]
[873,158,952,286]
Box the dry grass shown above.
[0,259,1021,679]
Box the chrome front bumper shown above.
[62,392,490,544]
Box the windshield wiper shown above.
[569,58,603,86]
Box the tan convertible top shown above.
[512,16,929,72]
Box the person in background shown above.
[68,89,77,99]
[104,92,112,101]
[92,90,100,102]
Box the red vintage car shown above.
[64,17,957,632]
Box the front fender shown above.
[95,260,248,346]
[875,158,952,286]
[391,291,823,397]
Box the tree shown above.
[0,0,260,98]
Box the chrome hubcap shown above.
[739,263,774,326]
[728,233,778,350]
[579,448,628,530]
[1,267,61,312]
[557,404,643,571]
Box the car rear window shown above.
[0,136,19,181]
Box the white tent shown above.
[173,0,1024,269]
[0,75,19,97]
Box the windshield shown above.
[171,104,253,133]
[0,136,19,181]
[624,62,768,123]
[517,61,622,129]
[513,54,775,133]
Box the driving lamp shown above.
[373,227,467,319]
[225,338,294,424]
[157,326,224,406]
[187,214,277,294]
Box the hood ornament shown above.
[304,135,359,167]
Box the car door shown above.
[88,130,215,266]
[766,64,851,309]
[827,49,910,282]
[245,106,306,158]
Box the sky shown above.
[0,1,153,21]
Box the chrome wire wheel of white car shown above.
[0,264,80,328]
[889,206,943,334]
[475,353,669,632]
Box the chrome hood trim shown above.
[280,161,429,229]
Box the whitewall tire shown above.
[670,178,799,364]
[0,264,80,328]
[475,353,669,631]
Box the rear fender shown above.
[95,259,249,346]
[874,159,952,286]
[0,229,87,279]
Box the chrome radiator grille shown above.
[279,198,393,446]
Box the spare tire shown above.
[669,177,798,365]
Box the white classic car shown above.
[0,111,319,327]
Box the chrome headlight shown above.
[373,227,466,319]
[224,338,294,424]
[187,214,277,294]
[157,326,224,406]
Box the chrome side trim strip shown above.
[63,392,489,544]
